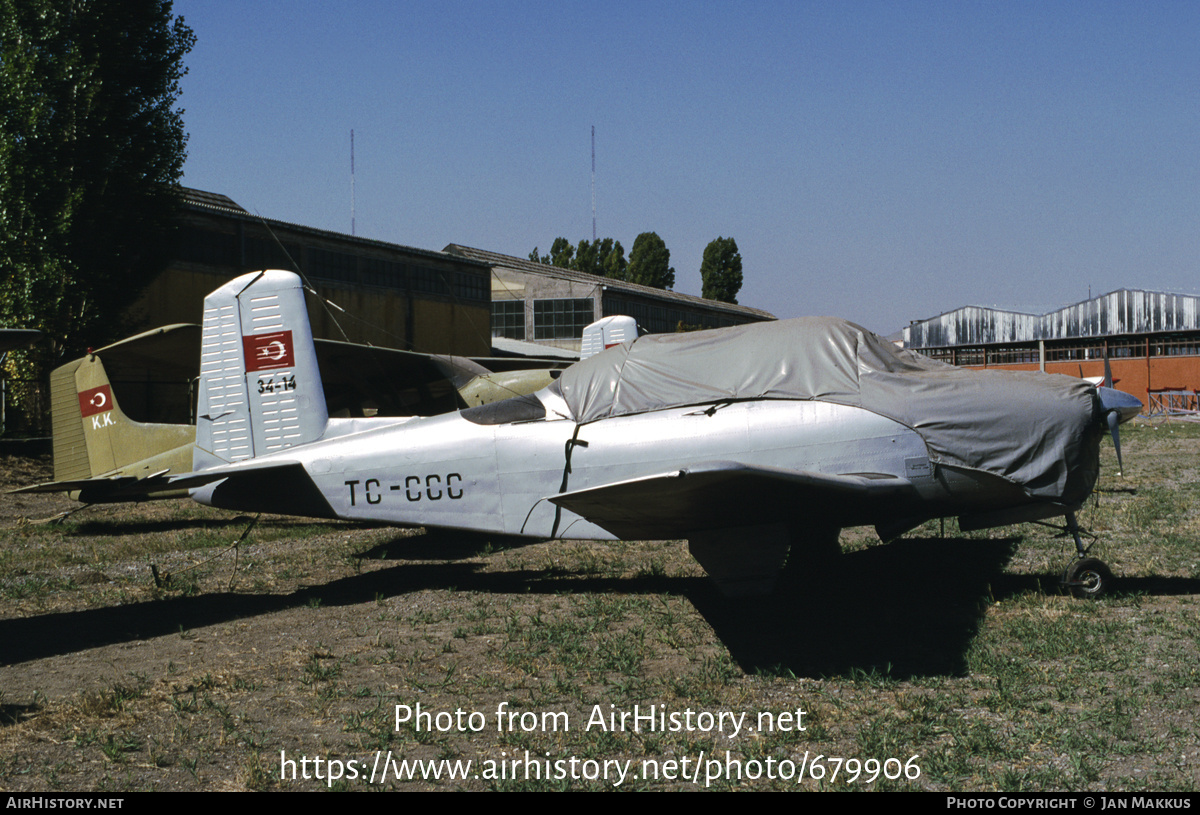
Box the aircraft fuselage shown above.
[192,395,1088,541]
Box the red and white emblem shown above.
[78,385,113,418]
[243,331,295,372]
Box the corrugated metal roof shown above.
[444,244,775,320]
[180,188,490,269]
[177,189,774,319]
[181,187,246,212]
[905,290,1200,347]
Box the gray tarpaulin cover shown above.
[556,317,1100,500]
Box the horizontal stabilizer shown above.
[167,457,305,491]
[10,469,178,503]
[11,475,141,495]
[549,460,913,539]
[171,459,338,519]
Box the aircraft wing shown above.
[0,328,43,354]
[88,323,561,420]
[548,460,915,540]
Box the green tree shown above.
[575,237,626,278]
[573,238,598,275]
[530,237,627,279]
[699,236,743,304]
[548,237,574,268]
[0,0,195,388]
[599,238,626,280]
[626,231,675,290]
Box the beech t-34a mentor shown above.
[170,270,1141,598]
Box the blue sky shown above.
[175,1,1200,334]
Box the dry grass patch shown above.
[1,423,1199,790]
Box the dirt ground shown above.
[2,424,1199,791]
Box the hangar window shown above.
[310,248,358,283]
[534,298,594,340]
[603,295,732,333]
[244,236,300,272]
[361,257,401,288]
[178,225,237,266]
[917,348,954,363]
[453,271,490,304]
[409,264,451,296]
[492,300,525,339]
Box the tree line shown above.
[1,0,194,400]
[529,232,743,305]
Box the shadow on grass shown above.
[6,532,1199,675]
[689,536,1020,679]
[357,527,535,561]
[64,516,256,536]
[64,514,372,537]
[0,700,41,725]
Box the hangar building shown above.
[903,290,1200,414]
[443,244,776,354]
[135,189,495,357]
[149,191,775,359]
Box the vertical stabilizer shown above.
[195,270,328,467]
[50,354,195,483]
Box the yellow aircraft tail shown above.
[47,353,194,494]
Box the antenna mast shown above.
[350,129,356,236]
[591,126,596,241]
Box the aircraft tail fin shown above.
[195,270,328,467]
[49,353,195,484]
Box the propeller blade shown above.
[1106,409,1124,475]
[1096,386,1141,477]
[1103,349,1113,389]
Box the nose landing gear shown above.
[1060,511,1113,599]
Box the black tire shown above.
[1062,557,1113,599]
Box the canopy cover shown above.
[555,317,1100,500]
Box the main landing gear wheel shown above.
[1062,557,1113,599]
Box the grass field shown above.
[1,420,1198,791]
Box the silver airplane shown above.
[174,270,1142,598]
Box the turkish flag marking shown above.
[79,385,114,417]
[243,331,295,372]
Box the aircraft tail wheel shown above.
[1062,557,1113,599]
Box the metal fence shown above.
[916,336,1200,368]
[1147,391,1200,417]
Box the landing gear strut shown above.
[1060,511,1113,599]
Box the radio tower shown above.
[350,129,356,236]
[591,126,596,241]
